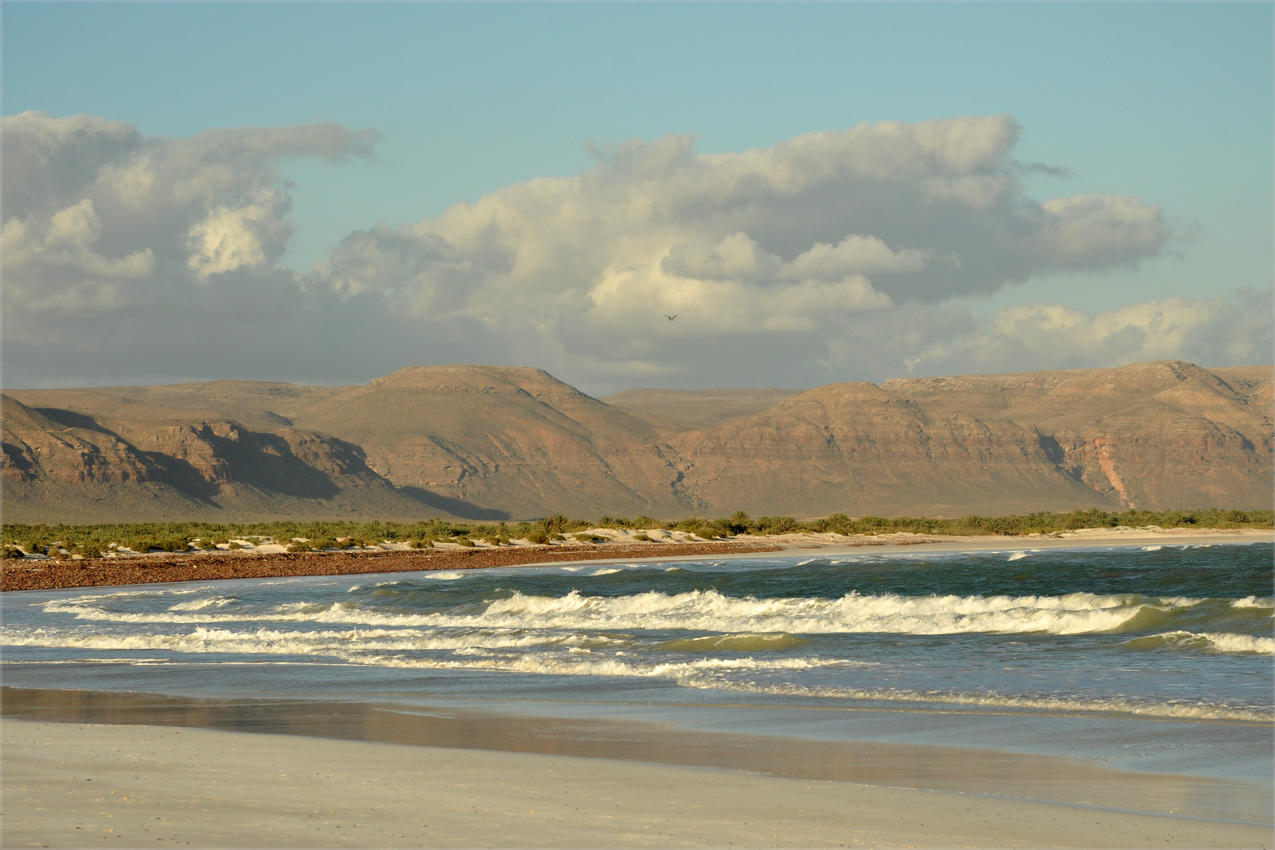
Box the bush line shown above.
[1,508,1270,559]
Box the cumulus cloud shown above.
[902,289,1275,377]
[307,116,1172,322]
[295,113,1180,386]
[186,191,290,278]
[1,111,376,304]
[4,110,1249,394]
[1,111,391,382]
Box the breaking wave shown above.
[39,588,1270,639]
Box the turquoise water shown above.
[3,541,1271,785]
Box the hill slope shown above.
[3,361,1270,523]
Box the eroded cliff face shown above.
[880,361,1273,512]
[3,361,1270,523]
[1,397,162,486]
[669,382,1108,517]
[1,397,440,522]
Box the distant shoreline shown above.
[3,526,1269,592]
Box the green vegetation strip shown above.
[2,508,1270,559]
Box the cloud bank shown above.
[2,111,1264,392]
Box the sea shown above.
[3,540,1272,816]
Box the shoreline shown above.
[4,720,1271,849]
[4,685,1270,813]
[5,534,1272,847]
[0,541,781,592]
[2,527,1270,592]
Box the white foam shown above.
[167,596,238,612]
[1007,551,1029,561]
[38,588,1213,636]
[1197,632,1275,654]
[0,624,611,656]
[736,683,1273,724]
[406,588,1182,636]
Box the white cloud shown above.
[782,235,928,279]
[661,233,783,282]
[3,110,1253,395]
[307,115,1172,368]
[1034,194,1168,270]
[1,111,377,323]
[902,291,1274,376]
[186,192,291,278]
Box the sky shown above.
[2,2,1271,396]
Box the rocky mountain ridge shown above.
[3,361,1270,523]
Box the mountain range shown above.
[2,360,1270,524]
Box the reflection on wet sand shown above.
[3,686,1268,824]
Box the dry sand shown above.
[4,719,1272,849]
[735,526,1274,556]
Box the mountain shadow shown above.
[396,486,512,521]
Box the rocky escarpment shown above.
[1,397,446,523]
[3,361,1270,523]
[880,361,1273,511]
[668,382,1108,517]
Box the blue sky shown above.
[2,2,1271,392]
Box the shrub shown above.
[755,516,799,535]
[539,515,571,535]
[691,524,719,540]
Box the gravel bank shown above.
[0,542,782,591]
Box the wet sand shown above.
[4,713,1271,849]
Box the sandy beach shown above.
[4,528,1271,848]
[4,716,1272,849]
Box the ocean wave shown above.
[167,595,239,611]
[39,587,1255,636]
[453,589,1155,635]
[655,632,811,652]
[0,624,619,656]
[1121,631,1275,655]
[340,648,856,684]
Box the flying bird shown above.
[664,313,677,321]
